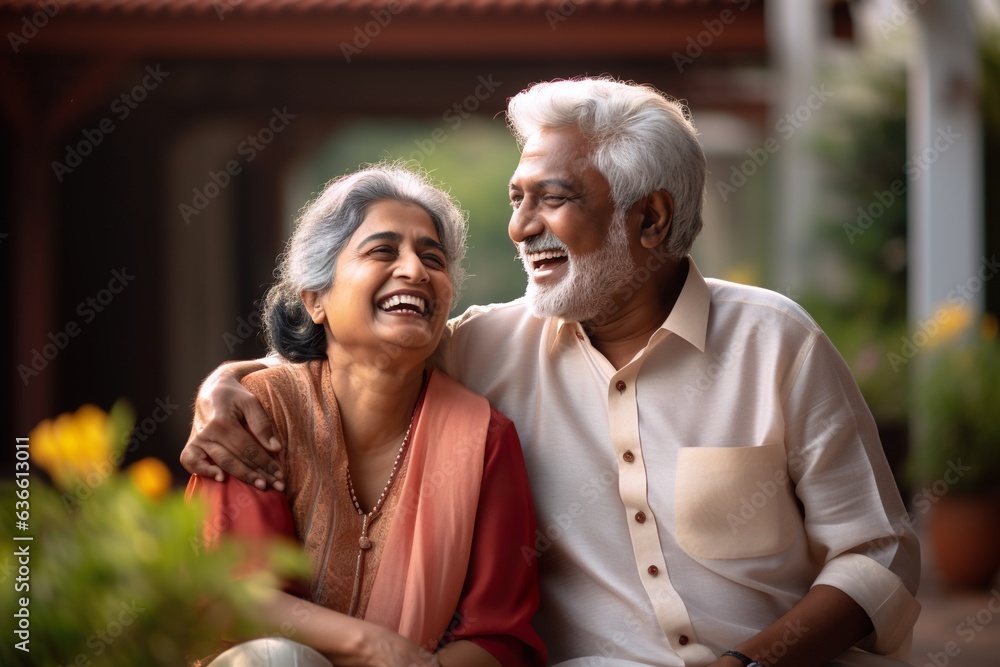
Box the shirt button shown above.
[634,511,646,523]
[647,565,658,576]
[678,635,689,645]
[623,450,635,463]
[615,380,626,392]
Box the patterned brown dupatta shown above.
[363,369,490,652]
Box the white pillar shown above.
[909,0,983,325]
[766,0,824,293]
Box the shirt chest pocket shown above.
[675,442,802,560]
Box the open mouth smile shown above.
[377,293,429,317]
[524,248,569,276]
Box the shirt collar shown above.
[548,255,711,354]
[655,256,709,352]
[550,318,583,354]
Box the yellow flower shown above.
[924,303,975,349]
[30,404,115,490]
[128,457,173,500]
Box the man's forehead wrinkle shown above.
[568,154,595,172]
[512,156,595,183]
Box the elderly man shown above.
[182,77,920,667]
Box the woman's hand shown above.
[180,358,285,490]
[258,592,439,667]
[330,623,439,667]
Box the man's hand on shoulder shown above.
[180,357,286,491]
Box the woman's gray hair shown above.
[506,76,707,260]
[264,163,468,361]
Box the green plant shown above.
[906,316,1000,494]
[797,42,910,426]
[1,402,309,667]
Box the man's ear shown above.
[638,190,674,249]
[301,290,327,324]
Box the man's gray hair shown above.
[506,76,707,259]
[264,163,468,361]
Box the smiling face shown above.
[508,126,638,322]
[303,199,454,365]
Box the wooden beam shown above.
[0,7,767,59]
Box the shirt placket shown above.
[608,356,715,664]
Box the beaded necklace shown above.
[344,410,415,617]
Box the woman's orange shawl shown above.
[187,363,490,652]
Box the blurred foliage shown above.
[798,46,910,424]
[295,116,526,313]
[1,403,309,667]
[906,315,1000,494]
[801,24,1000,435]
[906,27,1000,495]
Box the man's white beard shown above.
[520,213,636,323]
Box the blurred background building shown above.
[2,0,786,467]
[0,0,996,485]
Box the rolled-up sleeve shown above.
[814,554,920,654]
[783,333,920,655]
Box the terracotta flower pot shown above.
[927,492,1000,589]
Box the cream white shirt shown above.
[437,258,920,667]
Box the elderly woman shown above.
[187,165,546,667]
